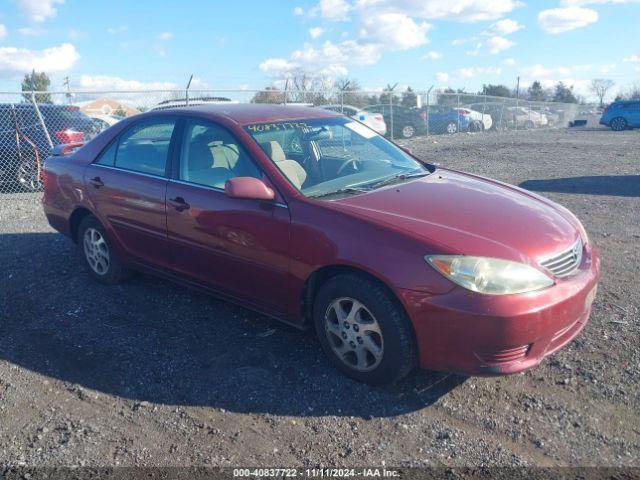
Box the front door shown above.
[84,118,177,269]
[165,118,292,314]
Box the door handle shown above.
[168,196,190,212]
[88,176,104,188]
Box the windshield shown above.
[244,117,431,198]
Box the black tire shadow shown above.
[0,232,466,418]
[520,175,640,197]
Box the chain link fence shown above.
[0,88,584,196]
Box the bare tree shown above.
[589,79,615,107]
[286,70,333,105]
[251,86,284,104]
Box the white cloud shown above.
[0,25,6,39]
[622,54,640,62]
[538,7,598,34]
[293,6,305,15]
[599,63,616,74]
[359,13,431,49]
[17,0,64,23]
[18,26,48,36]
[68,28,83,39]
[78,75,178,91]
[309,27,324,39]
[435,72,449,82]
[519,63,595,85]
[0,43,79,78]
[560,0,639,4]
[455,66,502,78]
[312,0,352,21]
[484,18,524,35]
[485,35,515,53]
[354,0,523,22]
[107,25,128,35]
[452,37,475,46]
[422,50,442,61]
[504,57,516,65]
[156,32,174,41]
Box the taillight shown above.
[458,110,469,116]
[374,114,384,122]
[419,111,426,121]
[55,129,84,143]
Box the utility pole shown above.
[63,76,71,104]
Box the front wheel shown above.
[313,274,416,385]
[610,117,627,131]
[78,215,131,285]
[445,122,458,134]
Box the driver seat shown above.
[261,141,307,189]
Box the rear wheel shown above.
[610,117,627,131]
[78,215,131,285]
[401,124,416,138]
[313,274,416,385]
[16,156,43,192]
[445,122,458,134]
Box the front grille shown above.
[475,344,531,364]
[539,238,583,278]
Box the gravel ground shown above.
[0,128,639,468]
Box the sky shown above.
[0,0,639,101]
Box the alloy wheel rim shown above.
[612,118,625,130]
[17,160,41,191]
[83,228,110,275]
[447,123,457,134]
[402,126,415,138]
[324,297,384,372]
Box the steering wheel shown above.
[336,157,359,177]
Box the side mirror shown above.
[224,177,275,201]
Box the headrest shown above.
[261,141,287,163]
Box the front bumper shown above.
[398,246,600,376]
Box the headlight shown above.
[425,255,554,295]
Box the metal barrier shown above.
[0,89,581,195]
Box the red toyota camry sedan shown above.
[42,104,600,384]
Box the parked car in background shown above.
[421,105,471,134]
[320,104,387,135]
[458,108,493,131]
[151,96,235,111]
[363,104,426,138]
[599,100,640,131]
[467,102,511,130]
[42,104,600,384]
[532,106,560,126]
[89,114,124,133]
[507,107,549,129]
[0,104,96,191]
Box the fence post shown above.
[456,93,460,134]
[389,92,394,141]
[30,91,53,150]
[425,93,430,137]
[185,74,193,106]
[482,95,487,133]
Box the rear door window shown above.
[114,120,176,176]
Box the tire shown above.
[16,156,43,192]
[77,215,131,285]
[610,117,627,132]
[470,120,483,132]
[525,120,535,129]
[445,122,458,134]
[313,273,416,385]
[400,124,416,138]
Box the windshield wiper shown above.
[367,170,430,190]
[309,186,371,199]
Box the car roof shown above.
[157,103,340,125]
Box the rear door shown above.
[628,102,640,127]
[84,117,177,269]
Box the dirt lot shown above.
[0,128,639,468]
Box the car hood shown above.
[329,169,579,263]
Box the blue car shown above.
[422,105,472,134]
[599,100,640,131]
